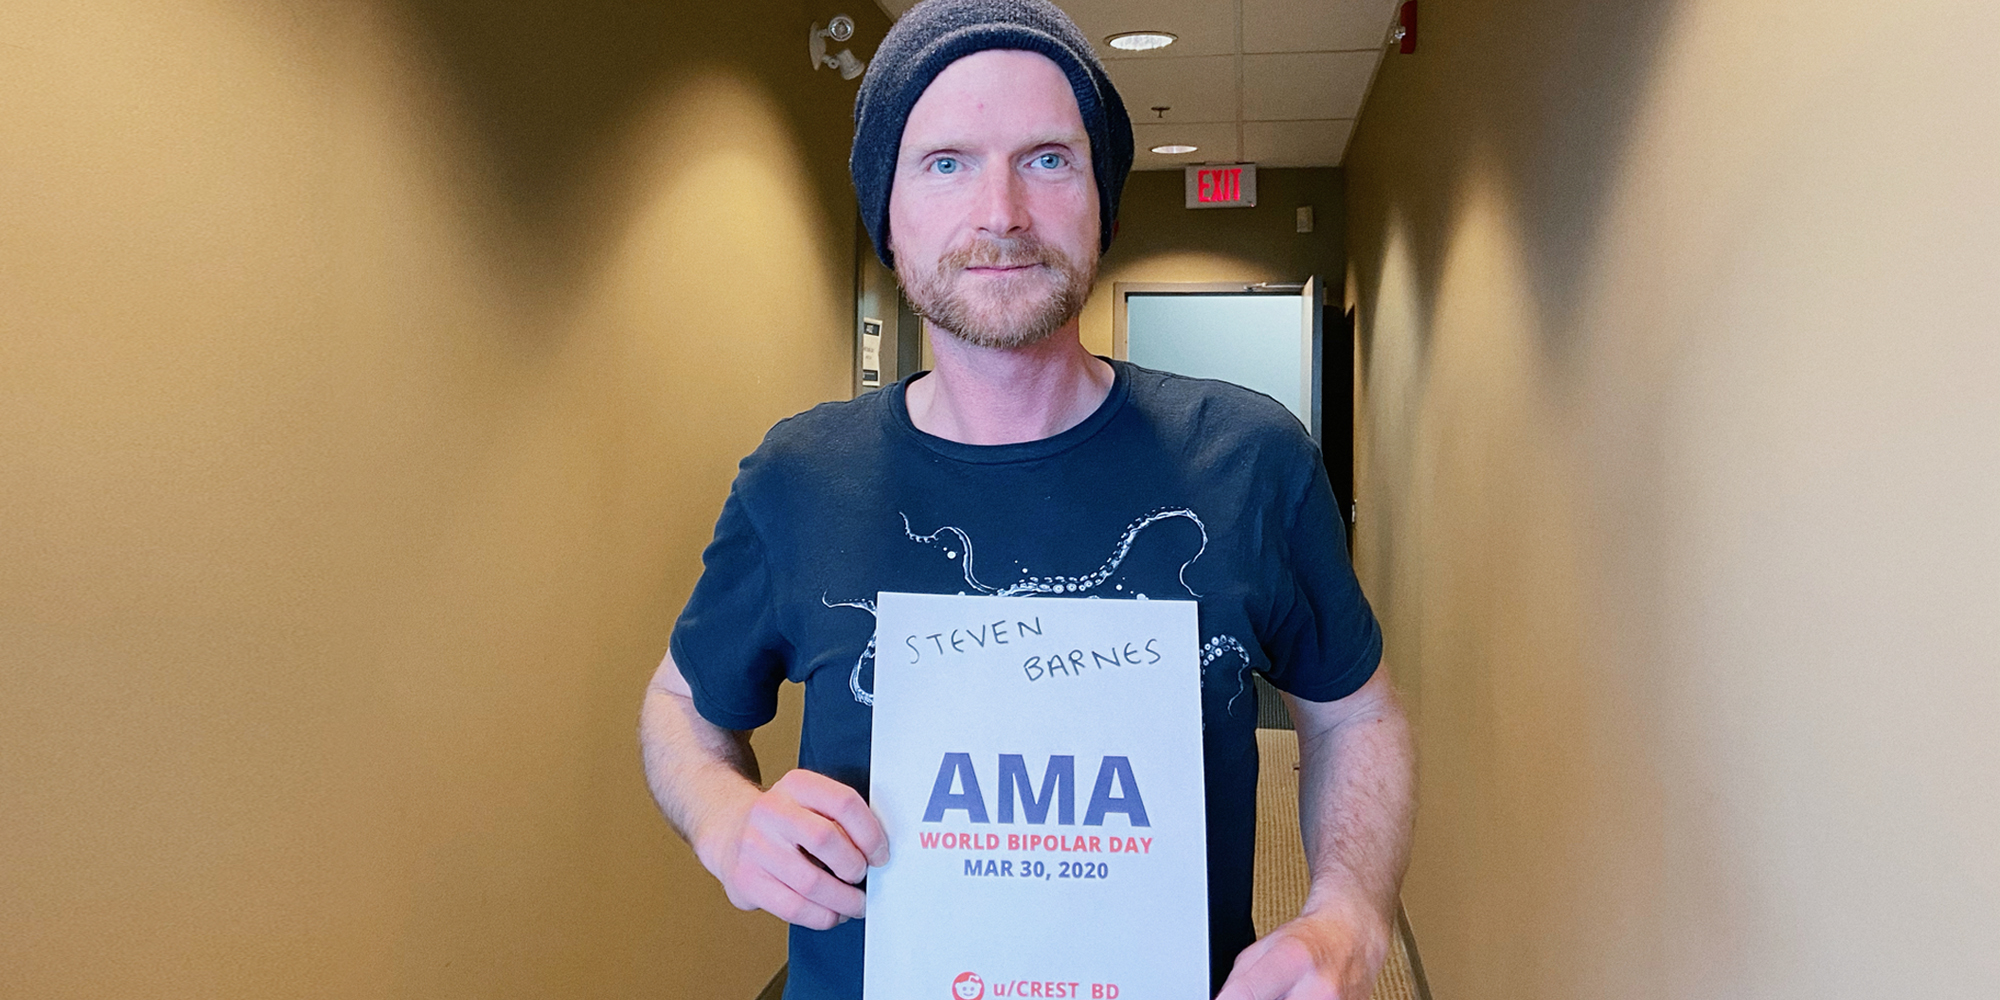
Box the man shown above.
[639,1,1414,997]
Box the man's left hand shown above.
[1214,903,1391,1000]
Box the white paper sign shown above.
[861,319,883,387]
[865,592,1209,1000]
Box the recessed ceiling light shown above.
[1150,144,1198,155]
[1107,31,1178,51]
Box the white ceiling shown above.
[872,0,1398,170]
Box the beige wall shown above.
[1080,168,1345,357]
[1345,0,2000,997]
[0,1,886,996]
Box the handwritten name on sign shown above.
[898,613,1167,684]
[866,593,1210,1000]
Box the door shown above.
[1114,277,1324,442]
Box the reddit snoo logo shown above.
[951,971,985,999]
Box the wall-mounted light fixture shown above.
[1106,31,1177,52]
[811,16,867,80]
[1150,144,1199,155]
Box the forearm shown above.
[638,676,763,859]
[1289,674,1416,927]
[638,653,886,929]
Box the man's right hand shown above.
[694,768,890,931]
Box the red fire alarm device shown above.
[1185,164,1258,209]
[1394,0,1418,54]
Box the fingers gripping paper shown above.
[866,592,1210,999]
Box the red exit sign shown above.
[1184,163,1257,208]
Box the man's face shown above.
[888,49,1100,350]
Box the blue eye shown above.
[1034,152,1066,169]
[932,157,960,174]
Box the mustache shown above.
[939,235,1071,271]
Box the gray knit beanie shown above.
[850,0,1135,268]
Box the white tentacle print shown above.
[831,510,1253,716]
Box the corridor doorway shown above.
[1110,279,1355,546]
[1113,279,1322,437]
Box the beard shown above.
[895,233,1098,350]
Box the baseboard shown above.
[754,964,786,1000]
[1398,905,1434,1000]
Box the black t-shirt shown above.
[672,360,1382,998]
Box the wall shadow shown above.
[1346,0,1680,363]
[1340,2,1739,996]
[370,0,884,314]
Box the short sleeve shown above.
[1258,455,1383,702]
[669,485,793,730]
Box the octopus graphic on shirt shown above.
[822,507,1254,720]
